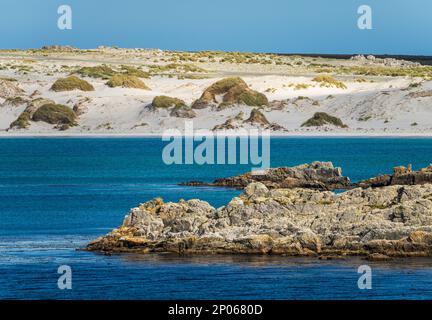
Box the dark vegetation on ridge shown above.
[32,103,77,126]
[51,76,94,92]
[192,77,269,109]
[301,112,348,128]
[151,96,187,109]
[106,75,150,90]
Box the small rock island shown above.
[87,163,432,259]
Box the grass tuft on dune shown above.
[106,75,150,90]
[312,75,347,89]
[75,65,117,79]
[302,112,347,128]
[151,96,187,109]
[51,76,94,92]
[32,104,77,126]
[192,77,268,109]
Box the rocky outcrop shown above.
[350,55,420,67]
[212,109,285,131]
[181,162,351,191]
[357,164,432,188]
[41,45,77,52]
[212,112,245,131]
[86,182,432,257]
[169,106,196,118]
[244,108,270,126]
[73,97,92,116]
[408,90,432,99]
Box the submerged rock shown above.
[86,182,432,257]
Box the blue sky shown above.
[1,0,431,55]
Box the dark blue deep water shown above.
[1,137,432,300]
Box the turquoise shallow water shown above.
[1,137,432,299]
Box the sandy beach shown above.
[1,47,432,136]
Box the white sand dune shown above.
[0,48,431,136]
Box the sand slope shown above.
[0,48,431,136]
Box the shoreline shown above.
[0,132,432,138]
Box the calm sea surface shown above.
[1,137,432,299]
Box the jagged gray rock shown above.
[181,161,351,191]
[357,164,432,188]
[86,182,432,257]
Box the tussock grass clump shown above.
[150,96,196,118]
[9,64,33,74]
[294,83,312,90]
[51,76,94,92]
[312,75,347,89]
[167,50,290,66]
[355,78,369,83]
[151,96,187,109]
[120,65,150,78]
[177,74,209,80]
[236,90,269,107]
[10,112,31,129]
[75,65,117,79]
[76,64,151,80]
[285,83,313,90]
[3,96,28,106]
[106,75,150,90]
[192,77,268,109]
[302,112,347,128]
[148,63,207,74]
[9,97,57,129]
[32,104,77,125]
[339,66,432,79]
[0,77,17,82]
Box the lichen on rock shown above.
[86,182,432,257]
